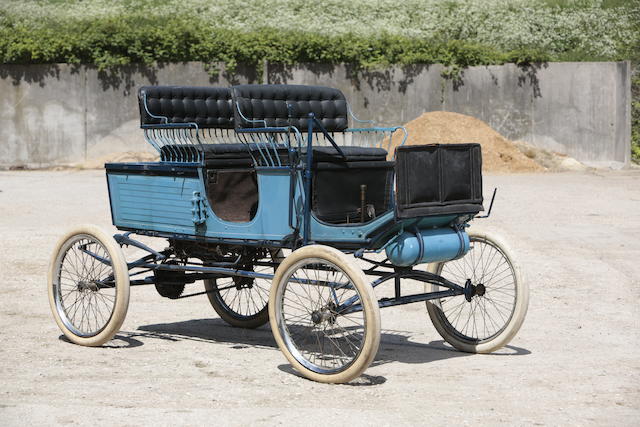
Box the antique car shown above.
[47,84,528,383]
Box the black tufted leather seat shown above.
[303,146,388,162]
[139,85,385,168]
[138,86,234,128]
[232,84,349,132]
[137,85,393,223]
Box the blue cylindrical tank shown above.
[385,227,470,267]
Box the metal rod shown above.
[137,262,348,289]
[342,289,463,314]
[176,289,217,299]
[312,117,346,159]
[476,187,498,219]
[360,184,367,223]
[114,234,166,260]
[303,113,314,245]
[339,267,465,310]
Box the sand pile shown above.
[388,111,544,173]
[512,140,590,172]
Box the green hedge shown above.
[0,19,553,73]
[0,0,638,161]
[1,0,637,71]
[633,72,640,163]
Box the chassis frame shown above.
[82,231,471,312]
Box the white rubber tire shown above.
[426,231,528,353]
[204,249,283,329]
[269,245,381,383]
[204,278,270,328]
[48,224,130,346]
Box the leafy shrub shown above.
[0,0,637,69]
[0,18,554,75]
[0,0,638,160]
[632,71,640,163]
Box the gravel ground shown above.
[0,169,638,426]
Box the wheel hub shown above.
[311,307,336,325]
[463,279,486,301]
[233,276,254,290]
[475,283,486,296]
[77,281,99,292]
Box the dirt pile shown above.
[388,111,544,173]
[512,140,590,172]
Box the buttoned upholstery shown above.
[232,84,348,132]
[138,86,234,128]
[304,146,388,162]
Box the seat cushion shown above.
[160,143,385,166]
[201,143,258,159]
[304,146,388,162]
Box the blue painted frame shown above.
[106,111,472,250]
[95,93,487,318]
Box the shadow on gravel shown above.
[277,364,387,386]
[58,334,145,348]
[373,334,530,367]
[59,319,530,385]
[135,318,277,348]
[113,318,530,363]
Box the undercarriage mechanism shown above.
[153,261,186,299]
[151,240,276,299]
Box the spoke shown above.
[483,296,509,326]
[445,259,469,282]
[286,286,313,315]
[332,322,361,353]
[450,300,468,330]
[54,235,118,335]
[336,314,365,328]
[487,287,516,297]
[64,292,83,315]
[483,262,511,288]
[478,244,500,285]
[280,257,363,371]
[434,237,519,342]
[212,252,278,319]
[443,298,467,315]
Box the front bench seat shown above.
[304,146,388,162]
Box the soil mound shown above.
[388,111,544,173]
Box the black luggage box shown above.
[395,144,483,218]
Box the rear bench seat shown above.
[138,84,393,224]
[140,84,388,166]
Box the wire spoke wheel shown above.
[48,225,130,346]
[204,249,283,328]
[269,245,380,383]
[426,231,528,353]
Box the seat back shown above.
[138,86,234,129]
[232,84,348,132]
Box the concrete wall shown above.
[0,61,631,169]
